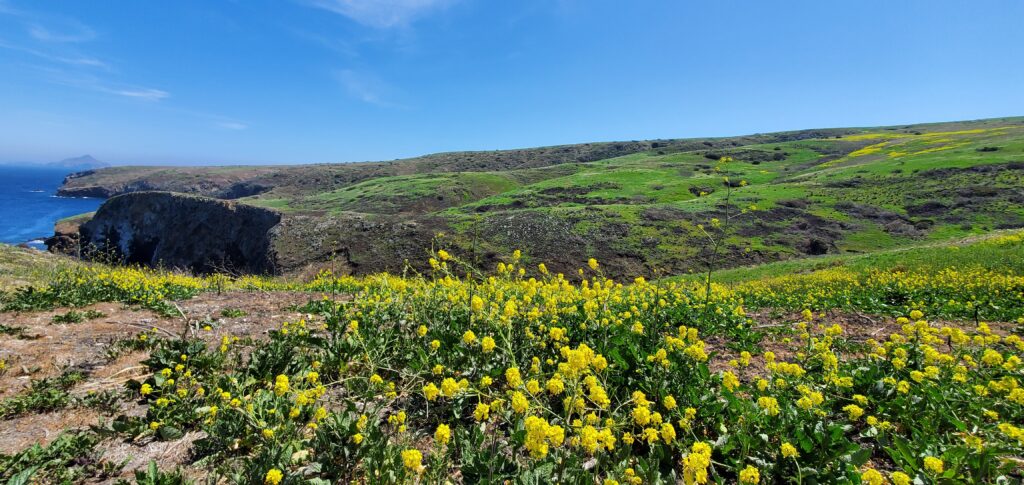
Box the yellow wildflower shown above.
[434,423,451,445]
[401,449,424,473]
[264,468,283,485]
[739,465,760,484]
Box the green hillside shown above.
[56,117,1024,277]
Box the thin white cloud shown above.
[28,21,95,43]
[216,121,248,130]
[112,88,170,101]
[304,0,454,28]
[59,55,106,68]
[0,38,107,68]
[41,69,169,102]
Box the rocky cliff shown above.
[78,192,281,274]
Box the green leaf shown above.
[5,466,38,485]
[158,425,184,440]
[849,447,871,466]
[890,435,919,468]
[795,429,813,452]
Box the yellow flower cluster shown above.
[109,244,1024,484]
[523,415,565,458]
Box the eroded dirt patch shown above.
[0,407,103,455]
[176,290,325,341]
[0,303,160,399]
[0,290,324,480]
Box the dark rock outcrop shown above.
[45,213,93,256]
[45,229,81,256]
[57,170,109,198]
[79,192,281,274]
[56,186,118,198]
[217,182,271,199]
[57,177,162,198]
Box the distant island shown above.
[48,155,110,170]
[0,155,111,170]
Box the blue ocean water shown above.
[0,166,103,248]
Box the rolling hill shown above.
[53,117,1024,278]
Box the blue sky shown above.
[1,1,1022,165]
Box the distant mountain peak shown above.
[50,155,110,170]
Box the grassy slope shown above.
[65,134,842,199]
[671,230,1024,285]
[0,245,81,292]
[422,118,1023,275]
[297,172,522,215]
[55,117,1024,277]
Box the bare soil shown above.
[0,290,321,480]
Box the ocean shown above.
[0,166,103,249]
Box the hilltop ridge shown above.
[56,127,854,199]
[51,117,1024,278]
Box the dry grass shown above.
[0,245,81,293]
